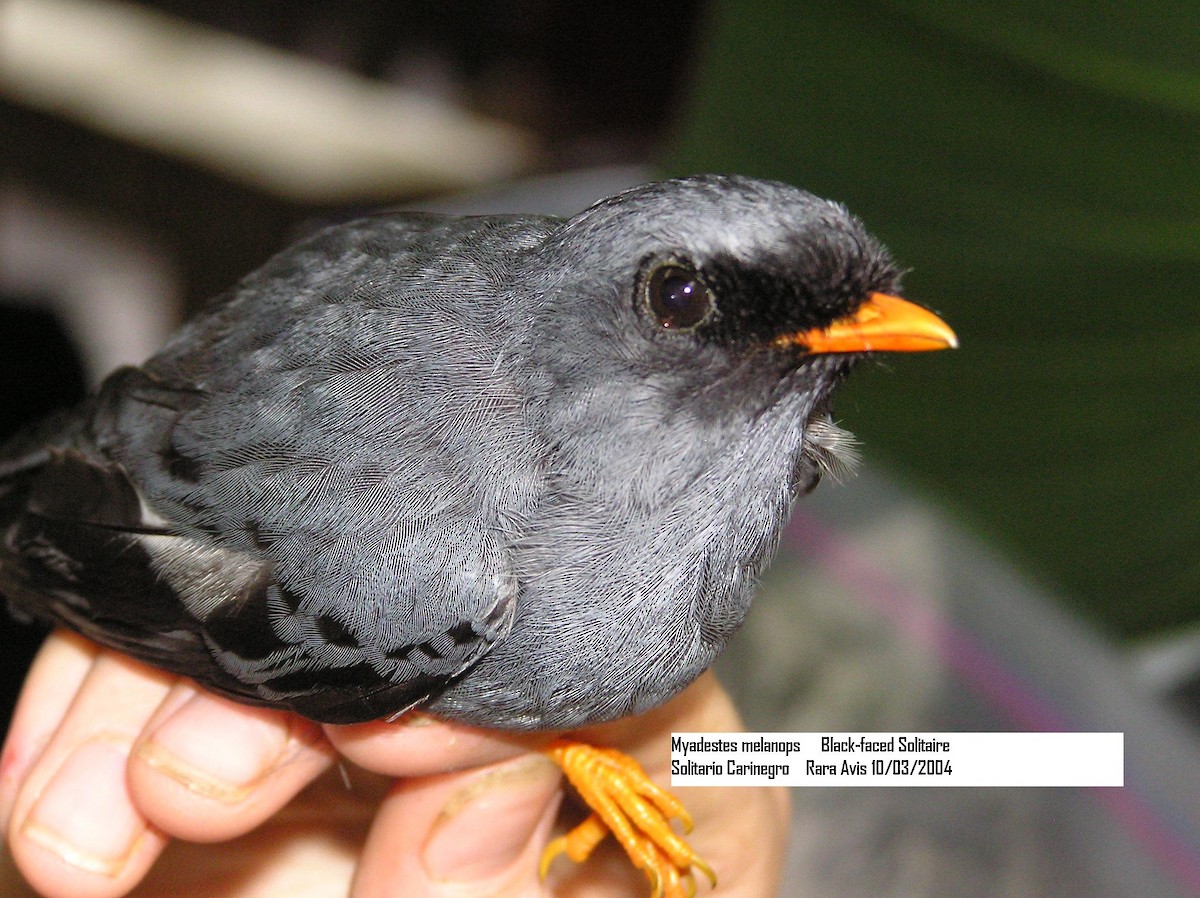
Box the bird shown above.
[0,174,955,896]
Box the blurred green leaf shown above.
[669,0,1200,636]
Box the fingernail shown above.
[136,695,298,803]
[423,754,562,882]
[22,735,147,876]
[398,712,436,727]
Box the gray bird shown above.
[0,175,954,892]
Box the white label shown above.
[669,732,1123,787]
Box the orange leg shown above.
[540,739,716,898]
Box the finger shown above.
[126,766,386,898]
[351,752,563,898]
[127,683,335,843]
[325,713,540,779]
[7,649,175,898]
[1,631,99,830]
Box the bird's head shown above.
[521,174,957,508]
[534,174,955,412]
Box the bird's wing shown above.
[1,214,549,724]
[0,434,276,698]
[0,365,519,724]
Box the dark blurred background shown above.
[2,3,1198,891]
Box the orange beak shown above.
[776,292,958,354]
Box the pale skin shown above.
[0,630,788,898]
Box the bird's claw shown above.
[539,739,716,898]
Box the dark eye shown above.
[644,263,713,330]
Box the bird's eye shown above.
[644,263,713,331]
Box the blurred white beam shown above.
[0,187,180,382]
[0,0,534,203]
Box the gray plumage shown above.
[0,175,900,728]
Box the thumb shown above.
[351,753,563,898]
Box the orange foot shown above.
[539,739,716,898]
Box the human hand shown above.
[1,630,788,897]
